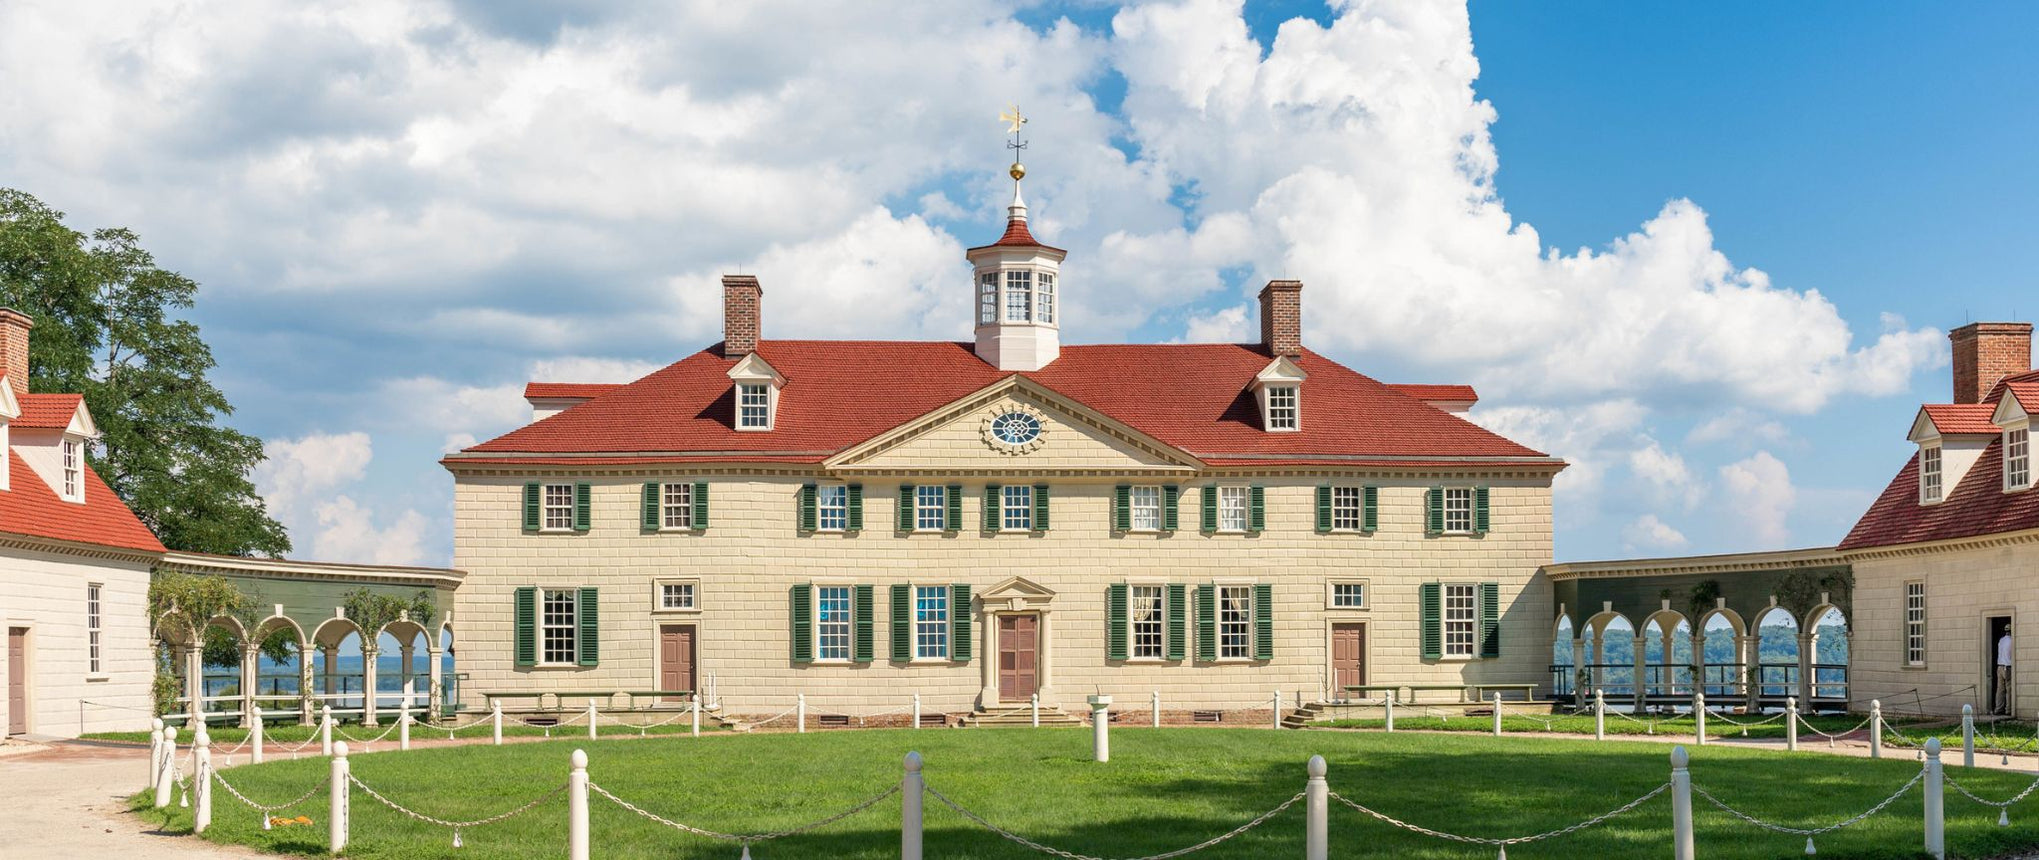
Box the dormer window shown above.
[1004,271,1033,322]
[978,273,998,324]
[1251,356,1307,433]
[2007,427,2031,491]
[1267,386,1298,430]
[726,353,784,432]
[61,438,83,502]
[1920,444,1943,503]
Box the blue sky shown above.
[2,0,2032,565]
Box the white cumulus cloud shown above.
[1719,451,1798,547]
[1622,515,1690,552]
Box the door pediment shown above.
[981,575,1054,612]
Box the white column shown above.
[361,646,380,727]
[400,643,417,715]
[180,645,203,728]
[240,644,261,730]
[1797,632,1816,709]
[329,742,350,854]
[193,726,213,834]
[901,752,924,860]
[1671,746,1693,860]
[1304,755,1328,860]
[427,645,444,722]
[298,649,315,726]
[1089,695,1111,762]
[252,705,265,764]
[1925,738,1945,859]
[154,727,177,808]
[568,749,590,860]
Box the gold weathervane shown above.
[1001,104,1028,180]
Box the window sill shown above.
[907,657,954,665]
[656,527,701,534]
[537,528,580,535]
[86,675,110,683]
[1903,663,1929,671]
[1437,655,1477,663]
[1328,604,1368,611]
[531,663,585,670]
[652,607,701,614]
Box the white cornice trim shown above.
[157,550,464,588]
[1838,525,2039,562]
[1544,546,1846,581]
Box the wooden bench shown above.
[1400,684,1476,704]
[1343,685,1404,703]
[1469,684,1538,702]
[481,690,694,713]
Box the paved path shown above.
[0,740,268,858]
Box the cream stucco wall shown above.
[0,543,154,737]
[1849,536,2039,717]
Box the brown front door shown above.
[998,615,1038,702]
[1332,623,1366,700]
[7,627,26,735]
[659,625,696,703]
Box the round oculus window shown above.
[989,411,1042,445]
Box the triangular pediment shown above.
[1995,390,2031,426]
[982,576,1054,600]
[827,376,1201,474]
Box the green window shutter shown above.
[1474,486,1491,535]
[1426,486,1445,536]
[1200,485,1218,534]
[898,485,916,532]
[692,481,710,530]
[1162,485,1179,532]
[951,583,973,662]
[1249,485,1266,532]
[1196,585,1217,661]
[847,484,864,532]
[1166,584,1187,660]
[523,483,541,533]
[1106,583,1129,661]
[1033,484,1050,531]
[891,585,912,661]
[1114,484,1131,532]
[1480,582,1501,658]
[790,585,813,663]
[573,482,592,532]
[642,482,661,532]
[1253,583,1274,660]
[1420,582,1442,660]
[984,484,1002,532]
[945,485,963,533]
[800,483,818,533]
[577,586,599,666]
[853,585,874,663]
[1315,485,1333,533]
[1362,485,1379,532]
[513,586,536,667]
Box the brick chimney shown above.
[0,308,31,398]
[1951,322,2032,404]
[723,275,762,358]
[1259,280,1303,357]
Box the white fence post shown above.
[1694,692,1707,747]
[797,694,807,733]
[400,703,412,751]
[329,741,350,854]
[1671,746,1693,860]
[148,719,164,792]
[692,697,702,738]
[587,700,598,740]
[1032,693,1041,728]
[321,705,334,757]
[568,749,590,860]
[1273,690,1283,730]
[1925,737,1945,859]
[492,700,503,745]
[1384,692,1395,733]
[913,692,921,730]
[902,752,924,860]
[1962,704,1976,768]
[1305,755,1328,860]
[1089,695,1112,763]
[252,705,265,764]
[1492,692,1503,737]
[1871,700,1884,759]
[1786,697,1799,752]
[154,726,177,808]
[1150,691,1159,728]
[193,726,213,834]
[1594,688,1606,741]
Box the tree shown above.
[0,189,288,556]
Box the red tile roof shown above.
[455,341,1552,467]
[1840,443,2039,550]
[967,218,1065,254]
[1920,404,2000,435]
[1386,384,1478,404]
[524,383,624,400]
[16,393,82,429]
[0,450,164,553]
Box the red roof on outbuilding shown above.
[524,383,624,400]
[16,393,83,429]
[1919,404,2000,435]
[0,450,164,553]
[1843,370,2039,550]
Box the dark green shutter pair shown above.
[1315,485,1380,533]
[511,586,597,667]
[790,584,876,663]
[797,483,865,534]
[1424,486,1490,536]
[521,481,592,533]
[887,583,971,662]
[1107,583,1190,661]
[895,484,960,533]
[1417,581,1502,659]
[636,481,710,532]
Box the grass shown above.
[132,727,2039,859]
[1308,711,1923,742]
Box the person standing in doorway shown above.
[1998,623,2015,716]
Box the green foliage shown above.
[1686,579,1722,619]
[1775,568,1854,621]
[149,646,180,717]
[342,588,436,646]
[148,570,247,638]
[0,188,287,556]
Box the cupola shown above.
[966,147,1066,371]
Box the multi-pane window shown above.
[915,586,950,659]
[915,485,947,531]
[87,583,102,675]
[543,483,575,531]
[1905,582,1926,666]
[1129,486,1162,531]
[1266,386,1298,430]
[1002,485,1034,531]
[1331,486,1363,530]
[1005,270,1033,323]
[978,272,999,325]
[1218,486,1249,532]
[1218,586,1252,659]
[1037,273,1056,324]
[817,484,849,531]
[1443,487,1474,534]
[1131,586,1164,659]
[1443,584,1476,658]
[662,483,694,530]
[1331,583,1366,609]
[2009,428,2031,490]
[1921,445,1943,503]
[61,439,83,500]
[816,586,852,661]
[737,383,771,429]
[541,589,578,664]
[659,583,695,610]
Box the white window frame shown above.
[1442,487,1475,535]
[1327,580,1368,610]
[1442,583,1477,659]
[1004,270,1033,323]
[1001,484,1034,532]
[1266,385,1299,431]
[814,585,854,662]
[542,483,576,532]
[1217,585,1253,661]
[1904,581,1926,667]
[1920,443,1943,504]
[914,585,951,661]
[540,588,579,666]
[736,383,772,430]
[87,582,103,677]
[1218,486,1249,533]
[1037,272,1055,325]
[1330,485,1363,531]
[654,580,699,613]
[915,485,947,532]
[61,437,84,502]
[661,482,694,531]
[1130,584,1166,660]
[1128,485,1162,532]
[978,271,999,325]
[816,483,849,532]
[2008,427,2031,491]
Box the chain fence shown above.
[590,780,898,850]
[928,783,1302,860]
[349,772,567,847]
[1329,783,1668,848]
[1693,766,1924,854]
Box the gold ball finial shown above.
[1009,162,1026,181]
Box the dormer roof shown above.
[0,380,19,422]
[1252,356,1308,388]
[726,352,786,386]
[1910,404,2000,441]
[18,393,90,434]
[1995,388,2033,426]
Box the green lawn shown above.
[131,727,2039,859]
